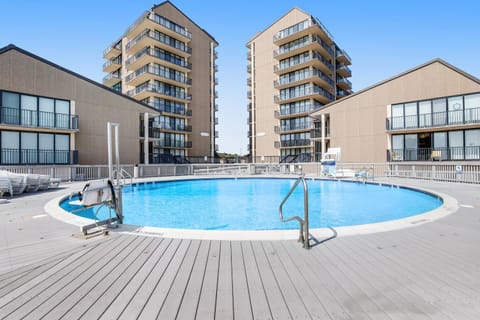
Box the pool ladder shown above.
[279,176,310,249]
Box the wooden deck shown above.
[0,179,480,319]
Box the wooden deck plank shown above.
[154,240,202,319]
[0,235,129,320]
[250,241,292,320]
[21,236,142,320]
[45,236,154,319]
[176,240,211,320]
[353,234,479,320]
[214,240,234,319]
[326,238,437,320]
[280,240,360,320]
[231,241,253,320]
[269,241,332,319]
[115,238,186,320]
[241,241,273,320]
[92,237,175,320]
[194,240,220,320]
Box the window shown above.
[404,134,418,160]
[404,103,417,128]
[21,132,37,164]
[1,131,19,164]
[432,98,447,126]
[448,96,463,125]
[464,93,480,123]
[39,98,55,127]
[433,132,447,160]
[2,92,20,124]
[55,100,70,129]
[419,100,432,127]
[55,134,70,164]
[465,129,480,159]
[39,133,54,163]
[448,131,463,160]
[391,104,404,129]
[21,95,37,127]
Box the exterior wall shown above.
[312,62,480,163]
[248,9,311,158]
[0,49,156,165]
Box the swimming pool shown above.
[61,178,443,231]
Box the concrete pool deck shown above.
[1,177,480,319]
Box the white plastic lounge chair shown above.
[24,174,41,193]
[38,175,51,191]
[0,171,27,194]
[0,176,13,197]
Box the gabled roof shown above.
[317,58,480,111]
[153,1,218,45]
[247,7,311,44]
[0,44,159,115]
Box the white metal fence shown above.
[0,162,479,184]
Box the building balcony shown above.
[247,77,252,86]
[274,68,334,90]
[0,106,79,131]
[247,90,252,99]
[125,65,191,88]
[336,89,352,98]
[215,104,219,112]
[247,103,252,111]
[388,146,480,162]
[274,51,333,75]
[145,101,192,118]
[247,64,252,73]
[151,123,192,133]
[280,139,311,148]
[102,73,122,87]
[102,58,122,73]
[124,11,191,43]
[279,123,312,133]
[386,107,480,131]
[273,18,333,46]
[274,35,334,61]
[336,77,352,90]
[148,140,193,149]
[215,131,219,138]
[103,42,122,60]
[126,84,191,103]
[336,49,352,66]
[310,127,330,139]
[0,148,78,165]
[215,117,219,125]
[275,85,334,104]
[336,63,352,78]
[125,47,191,73]
[274,102,323,119]
[126,29,191,58]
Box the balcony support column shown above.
[144,112,149,164]
[321,113,326,158]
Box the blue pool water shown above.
[61,178,443,231]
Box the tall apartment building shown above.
[103,1,218,163]
[247,7,352,162]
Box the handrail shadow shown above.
[308,226,337,248]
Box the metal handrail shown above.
[279,176,309,249]
[113,167,133,186]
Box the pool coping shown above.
[44,175,459,241]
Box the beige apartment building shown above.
[311,59,480,163]
[103,1,218,163]
[0,44,159,166]
[247,7,352,163]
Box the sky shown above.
[1,0,480,155]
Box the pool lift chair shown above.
[69,179,123,237]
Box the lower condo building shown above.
[310,59,480,163]
[0,44,160,166]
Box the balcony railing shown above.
[146,101,192,117]
[152,123,192,132]
[388,146,480,161]
[274,102,323,118]
[102,57,122,69]
[274,35,334,58]
[125,47,191,70]
[1,106,78,130]
[275,68,334,87]
[280,139,311,147]
[1,148,78,165]
[273,18,333,43]
[126,65,191,85]
[126,29,192,55]
[337,77,352,87]
[386,107,480,130]
[336,63,352,77]
[311,127,330,138]
[280,123,312,132]
[336,49,352,64]
[126,84,191,101]
[147,12,192,39]
[275,85,334,103]
[274,51,333,73]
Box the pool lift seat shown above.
[69,179,122,237]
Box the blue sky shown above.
[1,1,479,154]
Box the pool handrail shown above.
[279,175,309,249]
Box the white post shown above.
[321,114,326,159]
[114,124,120,184]
[144,112,149,165]
[107,122,113,180]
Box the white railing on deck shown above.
[0,162,478,184]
